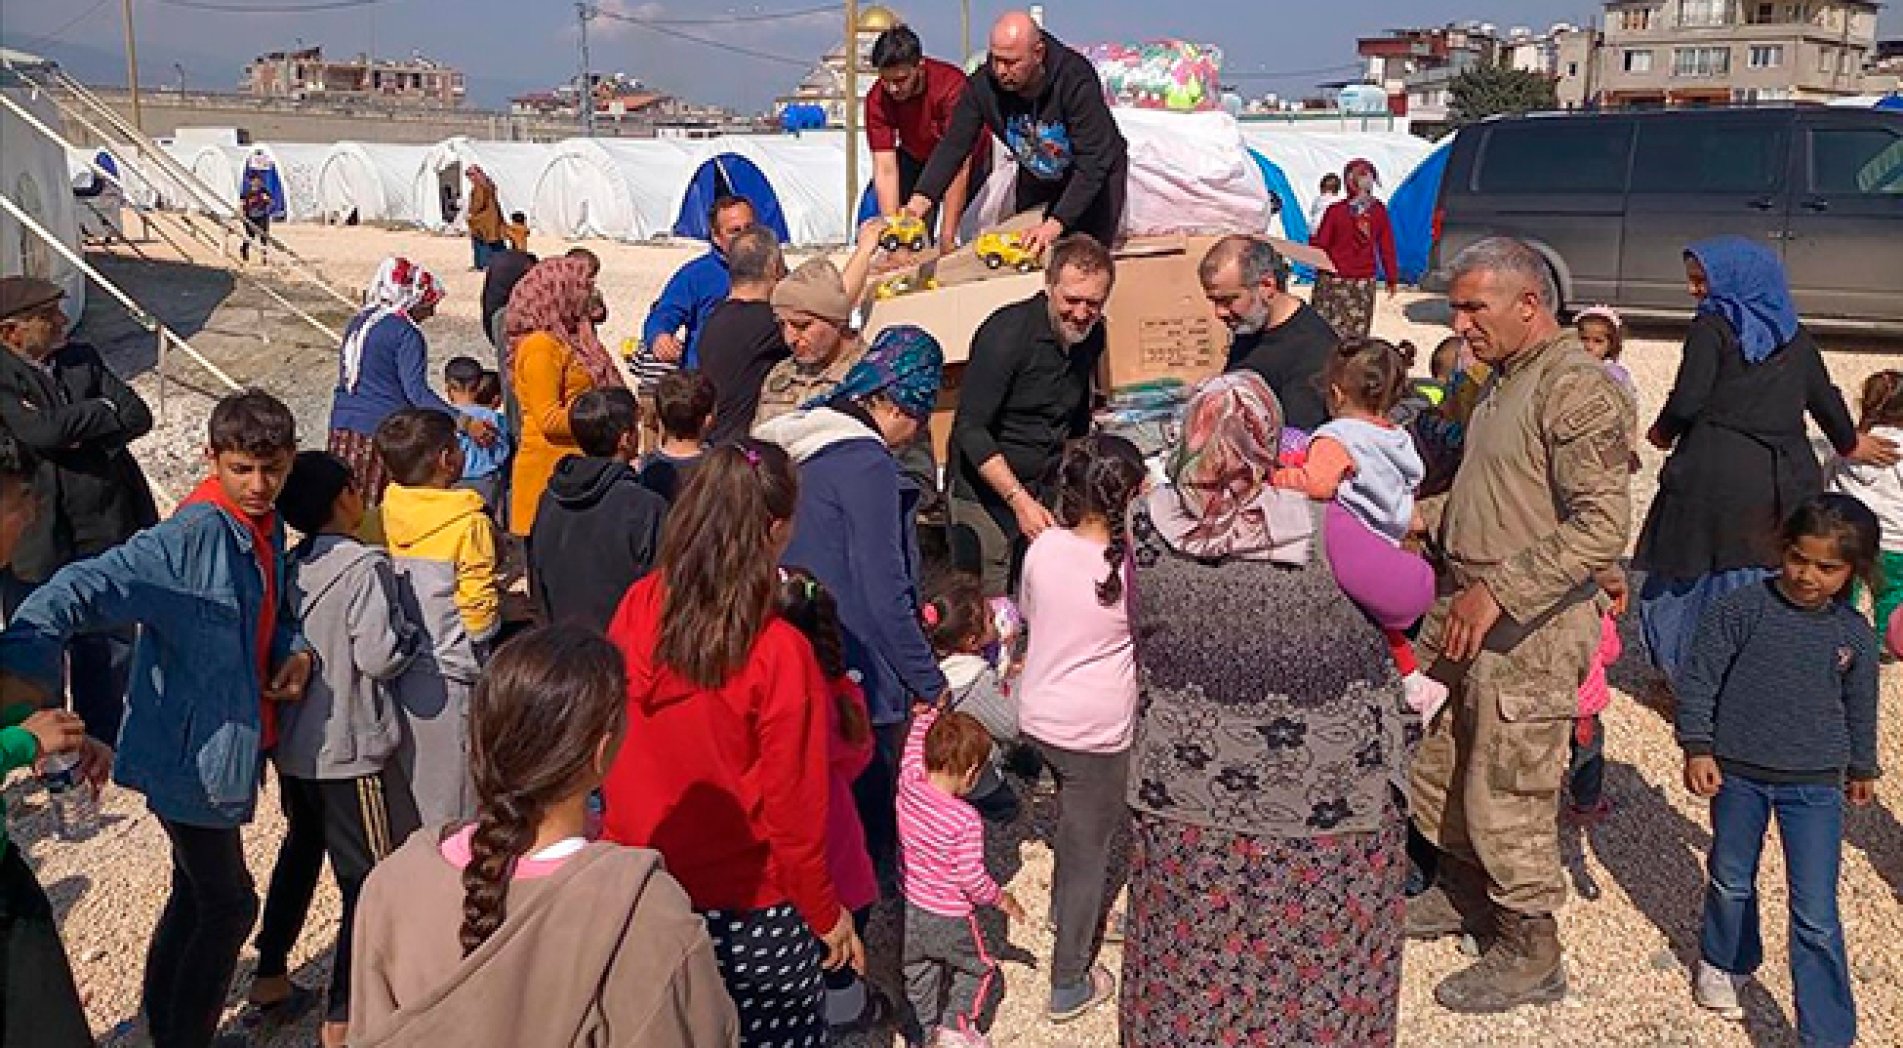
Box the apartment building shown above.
[1599,1,1879,107]
[241,47,466,107]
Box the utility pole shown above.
[844,0,859,229]
[578,3,597,136]
[962,0,971,66]
[121,0,143,131]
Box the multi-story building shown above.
[241,47,465,107]
[1598,1,1880,107]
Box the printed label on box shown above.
[1137,316,1220,370]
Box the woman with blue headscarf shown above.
[1633,237,1896,687]
[756,325,950,885]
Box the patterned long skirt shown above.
[702,904,827,1048]
[1313,272,1379,341]
[327,427,389,505]
[1120,807,1407,1048]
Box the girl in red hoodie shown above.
[603,441,864,1047]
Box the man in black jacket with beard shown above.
[0,277,157,742]
[527,387,668,632]
[905,10,1128,255]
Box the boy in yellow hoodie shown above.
[373,408,500,825]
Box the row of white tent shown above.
[71,117,1438,249]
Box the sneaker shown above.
[1403,672,1450,723]
[1692,960,1744,1020]
[1049,964,1116,1024]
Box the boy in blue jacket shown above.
[0,390,311,1048]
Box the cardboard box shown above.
[928,362,964,463]
[866,232,1331,386]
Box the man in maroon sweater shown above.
[865,24,987,247]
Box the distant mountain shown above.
[2,31,240,94]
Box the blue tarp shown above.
[672,153,790,242]
[1248,148,1316,282]
[1388,141,1451,284]
[243,154,288,220]
[1878,94,1903,112]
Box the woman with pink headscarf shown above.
[505,255,624,535]
[1120,371,1415,1046]
[1309,158,1399,340]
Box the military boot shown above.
[1405,856,1490,943]
[1433,910,1567,1013]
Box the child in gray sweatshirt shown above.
[246,451,422,1047]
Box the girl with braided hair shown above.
[347,624,737,1046]
[1016,432,1147,1024]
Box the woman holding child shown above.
[505,255,620,535]
[1120,373,1412,1046]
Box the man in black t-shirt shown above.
[695,226,790,445]
[1199,235,1341,432]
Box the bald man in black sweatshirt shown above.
[905,10,1128,256]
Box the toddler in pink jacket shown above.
[1567,613,1622,823]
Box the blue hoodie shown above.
[0,503,303,828]
[756,405,947,726]
[640,250,729,370]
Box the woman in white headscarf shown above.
[326,256,494,501]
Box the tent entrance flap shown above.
[673,153,789,242]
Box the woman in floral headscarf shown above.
[756,325,950,885]
[506,255,622,535]
[328,256,493,501]
[1309,158,1398,340]
[1120,371,1411,1047]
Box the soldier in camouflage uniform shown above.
[1407,238,1635,1013]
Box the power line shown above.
[33,0,117,44]
[631,3,842,26]
[593,7,817,69]
[154,0,403,12]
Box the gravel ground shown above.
[6,220,1901,1047]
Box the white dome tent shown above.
[412,138,555,233]
[317,142,433,225]
[1,78,85,313]
[1238,129,1438,241]
[176,143,328,222]
[532,137,702,242]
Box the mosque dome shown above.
[859,6,900,32]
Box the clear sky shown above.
[3,0,1898,112]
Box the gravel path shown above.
[6,222,1900,1047]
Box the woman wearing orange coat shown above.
[505,256,622,535]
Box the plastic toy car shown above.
[873,274,939,300]
[879,214,929,253]
[975,231,1040,272]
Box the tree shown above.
[1447,66,1559,127]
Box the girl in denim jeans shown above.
[1675,494,1883,1048]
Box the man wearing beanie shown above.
[756,258,870,427]
[0,276,157,743]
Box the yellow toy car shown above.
[873,274,939,299]
[879,214,929,253]
[975,231,1040,272]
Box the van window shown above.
[1633,121,1788,194]
[1811,128,1903,195]
[1476,123,1633,194]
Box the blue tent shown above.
[1878,93,1903,112]
[1247,148,1317,281]
[672,152,790,242]
[1388,141,1452,284]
